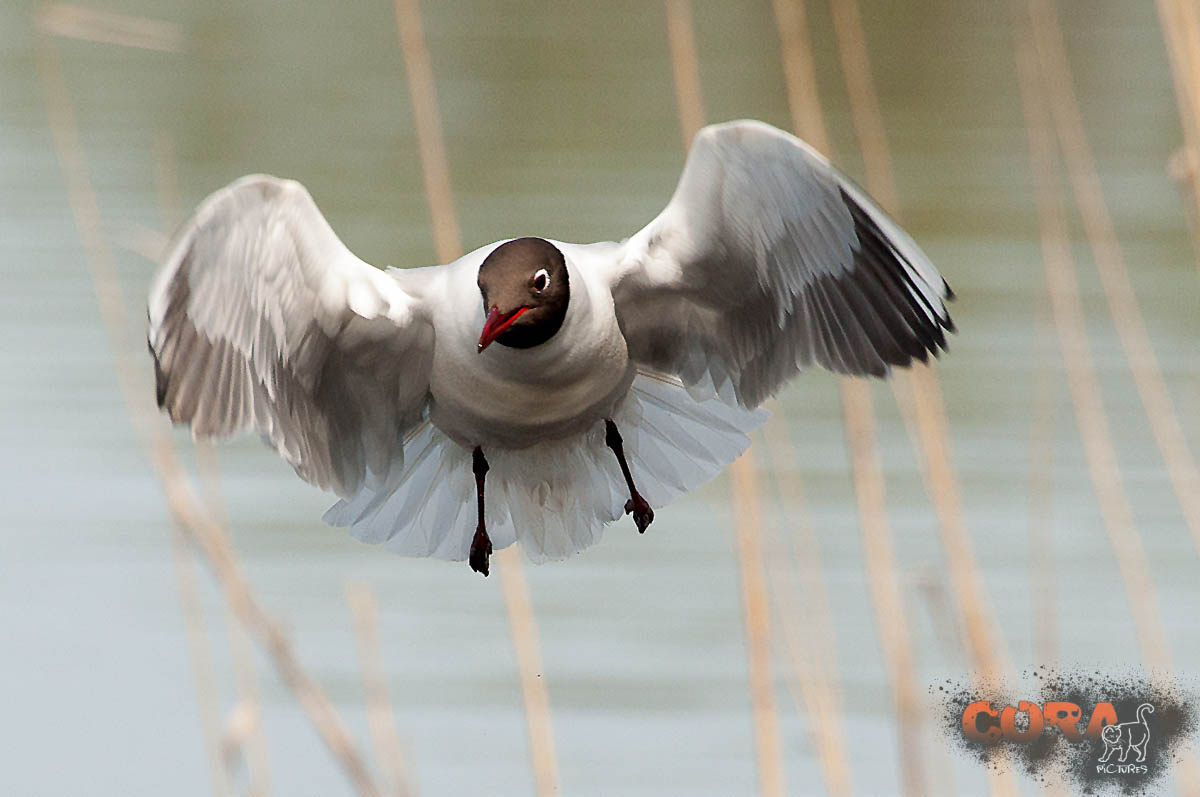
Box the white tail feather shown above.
[323,372,767,563]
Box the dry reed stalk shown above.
[827,0,898,210]
[1157,0,1200,137]
[663,0,706,149]
[1029,0,1200,568]
[347,583,417,797]
[662,0,705,148]
[825,0,1033,778]
[1173,0,1200,144]
[154,129,273,797]
[391,2,560,793]
[153,136,236,790]
[391,0,461,267]
[36,35,382,797]
[195,444,273,797]
[1018,6,1200,788]
[662,4,786,795]
[765,4,881,793]
[216,520,272,797]
[1156,0,1200,270]
[1028,295,1071,797]
[828,0,1014,685]
[839,381,926,796]
[171,526,233,797]
[824,16,1022,793]
[771,0,832,155]
[1015,0,1174,701]
[898,371,1016,682]
[495,547,560,797]
[226,622,272,797]
[780,2,1017,791]
[771,2,949,793]
[36,3,182,52]
[757,412,854,797]
[729,455,788,797]
[157,440,383,797]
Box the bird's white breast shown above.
[426,242,633,449]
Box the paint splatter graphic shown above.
[933,668,1197,794]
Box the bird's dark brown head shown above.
[476,237,570,352]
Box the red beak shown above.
[477,305,529,352]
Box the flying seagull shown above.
[148,120,953,576]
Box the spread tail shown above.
[323,371,767,563]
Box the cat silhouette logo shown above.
[1098,703,1154,765]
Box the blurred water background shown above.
[2,0,1199,794]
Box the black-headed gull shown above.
[148,120,953,575]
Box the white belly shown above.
[426,249,633,449]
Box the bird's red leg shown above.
[604,419,654,533]
[470,446,492,576]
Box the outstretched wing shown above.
[606,120,954,408]
[148,175,435,497]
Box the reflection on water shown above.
[2,0,1197,794]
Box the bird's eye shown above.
[532,268,549,292]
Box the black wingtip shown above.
[943,279,956,302]
[148,337,168,409]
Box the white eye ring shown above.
[532,268,550,292]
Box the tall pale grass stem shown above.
[391,2,561,794]
[662,3,786,796]
[347,583,417,797]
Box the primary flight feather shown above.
[148,120,953,575]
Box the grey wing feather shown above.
[147,175,434,497]
[608,120,954,408]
